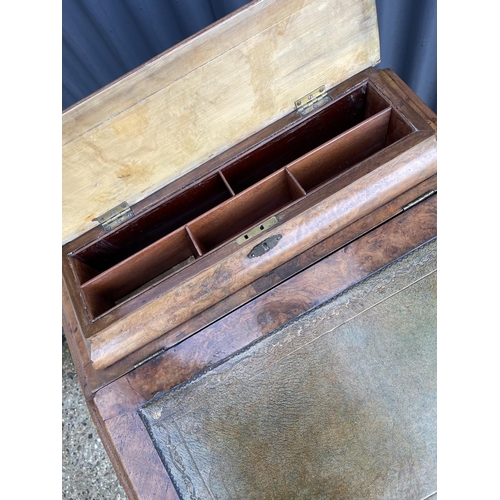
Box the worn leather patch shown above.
[139,240,437,500]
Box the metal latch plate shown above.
[236,216,278,245]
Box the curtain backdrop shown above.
[62,0,436,112]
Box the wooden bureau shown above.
[62,1,437,497]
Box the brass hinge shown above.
[94,202,134,232]
[295,85,331,116]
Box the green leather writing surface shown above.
[140,240,437,500]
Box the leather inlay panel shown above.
[140,240,437,499]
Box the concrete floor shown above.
[62,333,127,500]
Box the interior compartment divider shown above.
[185,226,206,256]
[187,169,303,253]
[89,133,438,369]
[285,168,307,198]
[218,171,235,196]
[71,257,101,286]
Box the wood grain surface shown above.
[62,68,438,395]
[62,174,435,395]
[62,0,380,244]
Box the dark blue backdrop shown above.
[62,0,436,112]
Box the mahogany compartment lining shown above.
[82,227,199,318]
[71,84,414,320]
[287,108,392,192]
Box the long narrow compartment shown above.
[288,108,392,191]
[70,82,414,321]
[220,84,390,193]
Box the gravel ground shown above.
[62,333,127,500]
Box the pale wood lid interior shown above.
[62,0,380,244]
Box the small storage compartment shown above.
[188,170,305,252]
[69,82,414,321]
[81,228,199,318]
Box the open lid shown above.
[62,0,380,244]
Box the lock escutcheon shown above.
[248,235,282,258]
